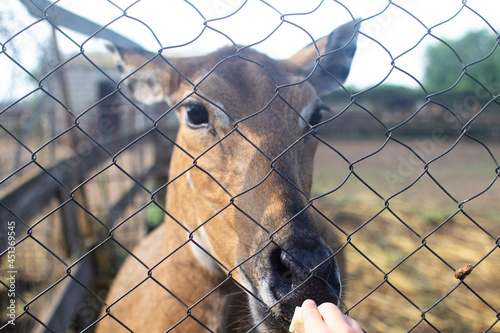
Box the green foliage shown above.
[360,85,424,109]
[325,85,424,109]
[424,29,500,94]
[146,203,165,230]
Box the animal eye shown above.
[185,103,209,128]
[309,105,326,127]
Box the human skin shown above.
[302,299,363,333]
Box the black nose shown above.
[269,246,341,306]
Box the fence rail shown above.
[1,1,499,332]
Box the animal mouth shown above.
[267,278,340,329]
[239,250,342,332]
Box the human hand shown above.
[301,299,363,333]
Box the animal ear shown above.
[105,43,169,105]
[288,19,361,96]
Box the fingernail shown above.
[303,299,316,307]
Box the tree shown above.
[424,29,500,95]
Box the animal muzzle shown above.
[244,242,342,331]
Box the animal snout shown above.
[268,245,341,309]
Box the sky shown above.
[1,0,500,101]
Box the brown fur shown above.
[97,20,359,333]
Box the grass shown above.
[312,138,500,332]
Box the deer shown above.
[96,19,359,333]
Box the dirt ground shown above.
[2,134,498,332]
[312,138,500,332]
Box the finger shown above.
[301,300,325,330]
[317,302,346,328]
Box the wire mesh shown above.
[1,0,499,332]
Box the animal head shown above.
[108,19,359,331]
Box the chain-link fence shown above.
[1,0,499,332]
